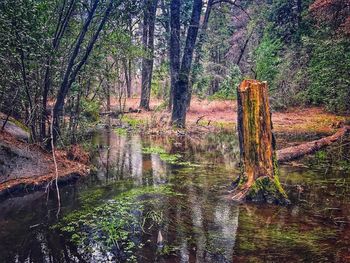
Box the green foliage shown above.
[81,98,100,123]
[0,0,144,143]
[151,62,169,99]
[255,35,282,87]
[306,139,350,173]
[154,101,168,112]
[209,65,242,100]
[194,3,236,98]
[315,150,327,161]
[0,0,50,118]
[307,39,350,113]
[247,0,349,113]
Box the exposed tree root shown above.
[277,126,350,163]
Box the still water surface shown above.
[0,129,349,262]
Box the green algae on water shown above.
[114,127,128,136]
[55,185,177,262]
[142,146,181,164]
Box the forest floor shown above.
[0,130,88,198]
[120,97,349,137]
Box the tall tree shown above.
[171,0,203,127]
[188,0,214,106]
[41,0,76,140]
[53,0,114,143]
[169,0,181,111]
[140,0,159,110]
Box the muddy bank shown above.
[0,131,88,199]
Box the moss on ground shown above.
[246,176,289,205]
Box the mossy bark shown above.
[234,80,288,205]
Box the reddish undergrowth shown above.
[119,97,348,135]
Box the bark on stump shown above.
[233,80,288,204]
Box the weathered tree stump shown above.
[233,80,288,204]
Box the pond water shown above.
[0,128,350,262]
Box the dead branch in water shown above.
[277,126,350,163]
[49,108,61,217]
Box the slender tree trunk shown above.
[41,0,76,140]
[232,80,288,205]
[106,83,111,112]
[140,0,158,110]
[168,0,181,111]
[127,16,133,98]
[18,49,37,140]
[123,59,131,98]
[71,89,82,144]
[171,0,203,127]
[159,0,172,110]
[237,30,253,65]
[128,59,132,97]
[188,0,214,108]
[140,0,150,108]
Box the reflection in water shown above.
[142,131,240,262]
[151,153,167,185]
[95,131,144,185]
[0,129,349,262]
[215,203,239,260]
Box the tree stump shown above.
[233,80,288,204]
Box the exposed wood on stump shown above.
[233,80,288,204]
[277,126,350,163]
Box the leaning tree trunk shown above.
[232,80,288,205]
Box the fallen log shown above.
[277,126,350,163]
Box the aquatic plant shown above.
[114,127,128,136]
[142,146,197,166]
[56,185,176,262]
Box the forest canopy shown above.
[0,0,349,144]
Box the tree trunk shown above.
[123,58,132,98]
[171,0,203,127]
[140,0,150,109]
[233,80,288,204]
[168,0,181,111]
[128,58,132,98]
[53,0,112,143]
[140,0,158,110]
[188,0,214,108]
[41,0,76,141]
